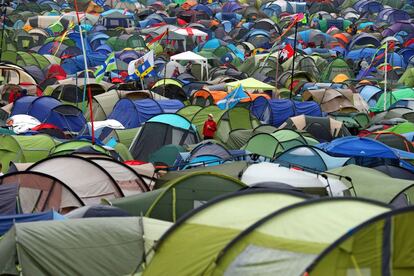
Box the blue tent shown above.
[250,97,322,127]
[0,210,65,235]
[354,0,383,13]
[358,85,383,107]
[317,136,414,160]
[108,99,184,129]
[11,96,86,132]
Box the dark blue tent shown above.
[108,99,184,129]
[250,97,322,127]
[0,210,64,235]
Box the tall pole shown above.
[383,42,388,111]
[0,0,6,62]
[289,21,298,99]
[74,0,95,144]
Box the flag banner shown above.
[105,52,117,73]
[279,44,294,63]
[128,51,155,79]
[217,85,249,110]
[94,65,105,83]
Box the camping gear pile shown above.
[2,0,414,275]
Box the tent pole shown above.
[275,52,280,98]
[384,42,388,111]
[289,21,299,99]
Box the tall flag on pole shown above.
[94,52,117,83]
[128,50,155,79]
[217,84,249,110]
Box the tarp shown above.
[0,210,64,236]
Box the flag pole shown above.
[163,29,169,95]
[289,21,299,99]
[0,0,6,62]
[74,0,95,144]
[383,41,388,111]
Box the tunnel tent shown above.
[108,98,184,129]
[209,198,389,276]
[328,165,414,207]
[142,190,307,276]
[225,124,278,150]
[43,84,85,108]
[176,105,203,122]
[275,145,350,171]
[105,172,246,222]
[28,155,123,205]
[49,140,110,156]
[154,161,248,189]
[305,207,414,276]
[0,63,38,85]
[89,157,149,196]
[0,217,172,276]
[243,129,317,159]
[0,171,84,213]
[0,134,57,172]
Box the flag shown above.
[217,85,249,110]
[105,52,117,73]
[94,0,105,6]
[94,65,106,83]
[279,44,294,63]
[128,51,155,79]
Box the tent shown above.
[106,172,246,222]
[226,77,275,91]
[0,134,56,172]
[371,88,414,112]
[89,158,149,196]
[0,210,64,236]
[170,51,209,80]
[305,207,414,275]
[226,125,278,150]
[243,129,318,159]
[242,162,347,196]
[0,171,84,213]
[108,99,184,129]
[27,156,123,206]
[143,190,307,275]
[0,217,171,275]
[280,115,351,142]
[129,114,199,162]
[250,97,322,127]
[169,198,389,276]
[275,145,350,171]
[367,132,414,152]
[329,165,414,207]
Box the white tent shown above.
[170,51,209,80]
[242,162,347,196]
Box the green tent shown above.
[371,88,414,112]
[398,67,414,87]
[320,58,354,83]
[143,190,307,276]
[177,106,259,143]
[329,165,414,206]
[0,217,171,275]
[106,172,246,222]
[226,78,275,91]
[306,207,414,275]
[149,144,185,166]
[383,122,414,135]
[0,134,56,172]
[226,125,278,150]
[49,140,110,156]
[208,198,389,276]
[243,129,317,158]
[154,161,248,188]
[86,89,120,121]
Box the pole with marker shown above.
[74,0,95,144]
[289,16,300,99]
